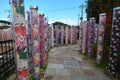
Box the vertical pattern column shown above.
[0,30,2,40]
[27,11,34,78]
[55,26,58,46]
[94,24,99,44]
[58,27,61,45]
[96,13,106,64]
[51,24,54,47]
[72,27,76,44]
[88,17,96,57]
[30,6,40,79]
[82,21,88,53]
[79,22,83,50]
[61,26,64,45]
[44,18,47,53]
[65,26,68,45]
[109,7,120,76]
[48,26,52,48]
[70,26,72,44]
[11,0,29,79]
[39,14,45,66]
[46,25,51,49]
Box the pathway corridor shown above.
[44,45,110,80]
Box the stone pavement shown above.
[44,45,111,80]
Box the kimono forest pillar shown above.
[65,26,68,45]
[51,24,54,47]
[109,7,120,76]
[61,26,64,45]
[26,11,34,78]
[30,5,40,79]
[88,17,96,57]
[55,26,59,46]
[39,14,45,66]
[70,26,72,44]
[82,22,88,54]
[96,13,106,64]
[11,0,29,79]
[79,22,83,50]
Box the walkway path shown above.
[44,45,110,80]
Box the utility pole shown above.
[78,14,80,26]
[5,0,12,22]
[79,5,86,22]
[5,10,11,20]
[79,5,83,22]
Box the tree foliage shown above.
[86,0,120,23]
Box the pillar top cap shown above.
[114,7,120,10]
[30,5,38,10]
[100,13,106,16]
[90,17,95,20]
[39,13,44,16]
[26,10,30,13]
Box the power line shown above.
[44,6,79,13]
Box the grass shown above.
[79,43,109,71]
[79,42,120,79]
[40,47,53,79]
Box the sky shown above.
[0,0,86,26]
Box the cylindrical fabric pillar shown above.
[0,30,2,40]
[55,26,58,46]
[109,7,120,76]
[94,24,99,44]
[26,11,34,78]
[88,17,96,57]
[72,27,77,44]
[30,5,40,79]
[82,21,88,53]
[68,27,71,44]
[39,14,45,66]
[11,0,29,79]
[51,24,54,47]
[58,27,61,45]
[63,26,65,45]
[70,26,73,44]
[61,26,64,45]
[44,18,47,52]
[48,25,52,49]
[96,13,106,64]
[65,26,68,45]
[79,22,83,50]
[46,25,50,49]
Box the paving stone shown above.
[47,63,64,69]
[61,76,72,80]
[45,68,56,75]
[74,57,83,62]
[56,69,71,76]
[44,45,111,80]
[72,76,89,80]
[54,57,64,64]
[52,76,63,80]
[82,69,95,76]
[71,69,84,76]
[81,65,92,70]
[64,60,80,69]
[44,76,53,80]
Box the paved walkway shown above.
[44,45,111,80]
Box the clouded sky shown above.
[0,0,86,25]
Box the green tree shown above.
[86,0,117,23]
